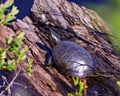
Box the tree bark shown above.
[0,0,120,96]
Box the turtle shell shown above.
[52,41,95,78]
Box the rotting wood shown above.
[0,0,120,96]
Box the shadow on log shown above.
[0,0,120,96]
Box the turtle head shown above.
[49,30,61,44]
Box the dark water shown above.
[13,0,34,19]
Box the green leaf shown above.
[72,77,79,85]
[0,48,5,54]
[8,44,18,51]
[7,59,16,71]
[8,47,16,51]
[17,55,26,63]
[0,59,5,69]
[20,46,28,54]
[2,6,19,25]
[6,35,13,45]
[13,40,23,47]
[27,69,32,77]
[77,80,84,95]
[21,55,27,61]
[10,6,19,15]
[16,32,25,40]
[117,81,120,86]
[26,59,33,77]
[7,64,16,71]
[1,0,14,9]
[76,93,82,96]
[67,93,74,96]
[11,32,25,47]
[0,0,17,25]
[0,51,6,59]
[8,59,15,65]
[28,59,33,68]
[0,10,5,22]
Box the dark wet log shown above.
[0,0,120,96]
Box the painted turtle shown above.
[48,30,96,78]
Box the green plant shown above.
[117,81,120,86]
[114,80,120,94]
[68,77,86,96]
[68,93,74,96]
[0,32,33,75]
[116,81,120,90]
[26,58,33,77]
[0,0,19,25]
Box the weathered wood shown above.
[0,0,120,96]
